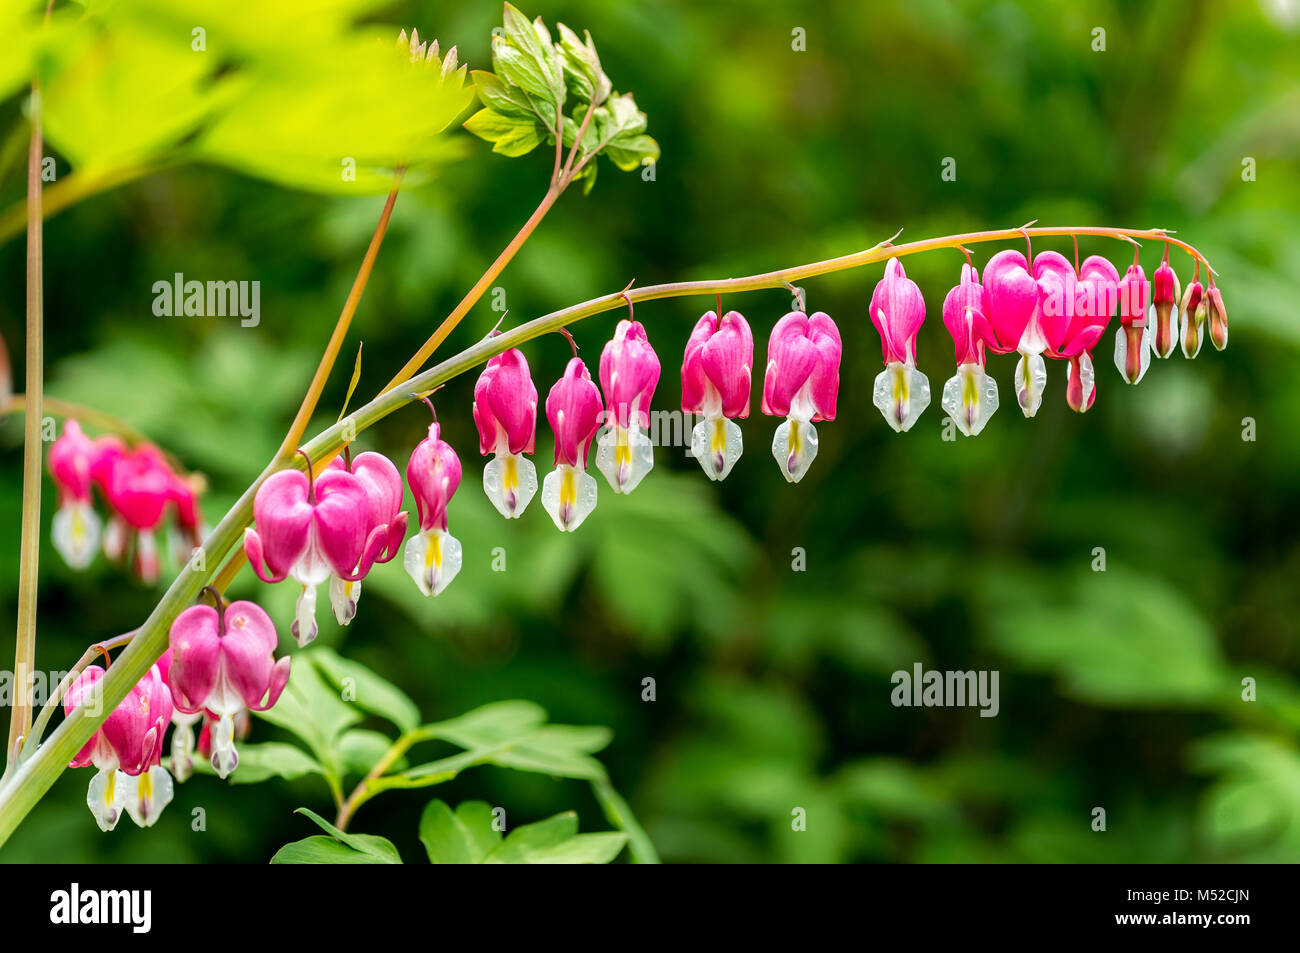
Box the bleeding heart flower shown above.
[761,311,841,481]
[244,461,376,646]
[870,257,930,431]
[166,595,290,779]
[596,319,661,494]
[473,348,539,518]
[100,446,175,583]
[1113,263,1152,384]
[682,310,753,480]
[1053,255,1120,413]
[48,420,103,569]
[542,357,603,531]
[65,660,174,831]
[154,648,202,783]
[982,249,1049,417]
[939,264,1000,436]
[326,451,408,625]
[403,421,464,595]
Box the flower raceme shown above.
[326,451,408,625]
[46,425,207,582]
[682,310,753,481]
[244,462,383,646]
[761,311,841,482]
[404,421,464,595]
[65,660,174,832]
[473,347,539,518]
[165,597,290,779]
[596,318,661,494]
[542,356,603,531]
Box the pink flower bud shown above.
[1206,285,1228,351]
[1114,263,1151,384]
[941,264,993,367]
[65,660,174,830]
[167,599,290,779]
[870,258,926,366]
[547,357,604,468]
[473,348,538,456]
[681,311,753,420]
[1151,258,1181,359]
[761,311,841,422]
[403,422,464,596]
[1179,278,1205,358]
[244,464,375,645]
[600,319,660,430]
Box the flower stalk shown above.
[0,221,1214,845]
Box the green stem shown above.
[592,779,659,864]
[0,222,1212,846]
[5,76,46,772]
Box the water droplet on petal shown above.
[541,464,598,531]
[595,424,655,494]
[690,415,743,481]
[941,363,999,436]
[483,452,538,518]
[771,417,819,482]
[873,361,931,432]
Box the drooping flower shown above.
[542,357,603,531]
[48,420,103,569]
[65,660,174,831]
[403,421,464,594]
[596,319,661,493]
[166,596,290,779]
[682,310,753,481]
[1179,275,1206,358]
[870,257,930,431]
[761,311,841,480]
[1206,284,1228,351]
[168,472,206,569]
[473,347,539,518]
[1150,256,1181,359]
[1113,262,1152,384]
[982,249,1050,417]
[326,451,408,625]
[100,445,174,583]
[939,264,999,436]
[244,462,377,646]
[1055,255,1120,413]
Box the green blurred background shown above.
[2,0,1299,863]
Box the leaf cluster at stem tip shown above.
[464,2,660,192]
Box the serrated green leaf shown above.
[308,646,420,732]
[419,799,502,863]
[501,2,563,103]
[463,107,545,157]
[470,69,534,118]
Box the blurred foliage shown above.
[2,0,1300,863]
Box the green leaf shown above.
[253,659,361,774]
[470,70,535,118]
[428,700,548,747]
[485,811,627,864]
[556,23,608,105]
[286,808,403,863]
[225,742,324,785]
[339,729,399,777]
[419,799,502,863]
[463,107,545,157]
[271,835,394,864]
[604,134,660,172]
[500,2,563,105]
[308,647,420,733]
